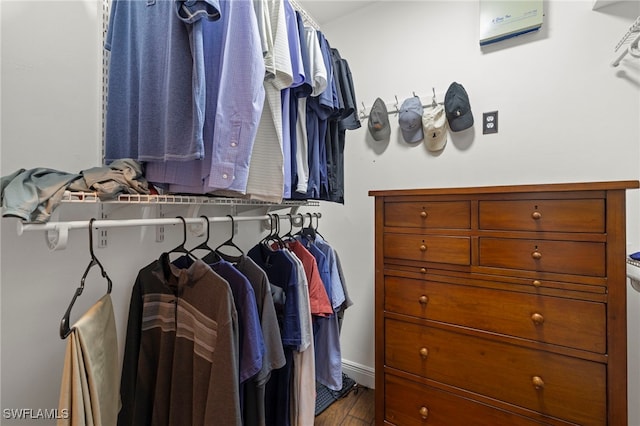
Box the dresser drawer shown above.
[385,319,606,426]
[385,201,471,229]
[385,276,606,353]
[384,234,470,265]
[385,374,547,426]
[479,237,605,276]
[479,199,605,233]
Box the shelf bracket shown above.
[157,205,165,243]
[98,204,108,248]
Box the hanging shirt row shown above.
[104,0,360,204]
[114,223,352,426]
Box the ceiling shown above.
[296,1,377,26]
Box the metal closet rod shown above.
[16,212,323,251]
[17,212,322,234]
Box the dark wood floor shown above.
[315,386,375,425]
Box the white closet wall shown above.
[2,1,104,420]
[312,0,640,423]
[2,1,640,425]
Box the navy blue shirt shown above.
[248,244,301,348]
[209,260,265,383]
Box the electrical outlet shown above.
[483,111,498,134]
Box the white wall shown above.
[1,0,640,424]
[1,1,103,422]
[312,0,640,423]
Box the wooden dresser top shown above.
[369,180,639,197]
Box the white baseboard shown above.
[342,359,375,389]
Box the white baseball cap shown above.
[422,104,447,152]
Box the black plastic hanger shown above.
[259,214,277,248]
[215,215,244,256]
[312,213,325,239]
[300,212,317,240]
[294,213,308,237]
[188,215,218,260]
[168,216,197,260]
[281,213,295,241]
[270,213,287,249]
[260,213,285,250]
[60,218,112,339]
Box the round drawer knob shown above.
[532,280,542,287]
[532,376,545,390]
[531,211,542,220]
[420,267,427,274]
[420,211,428,219]
[531,312,544,325]
[419,347,429,359]
[420,244,427,252]
[419,406,429,419]
[531,250,542,260]
[419,295,429,305]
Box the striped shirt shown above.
[118,256,240,426]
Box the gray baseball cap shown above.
[368,98,391,141]
[398,96,424,143]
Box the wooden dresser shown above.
[369,181,638,426]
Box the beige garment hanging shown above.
[58,294,119,426]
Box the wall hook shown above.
[359,101,368,120]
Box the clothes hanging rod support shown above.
[614,15,640,53]
[16,213,322,251]
[612,32,640,67]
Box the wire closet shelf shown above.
[15,191,321,251]
[612,15,640,66]
[58,191,319,207]
[626,257,640,292]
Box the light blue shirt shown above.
[280,0,305,199]
[145,0,265,194]
[284,0,305,88]
[294,237,343,391]
[281,89,293,199]
[105,0,220,163]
